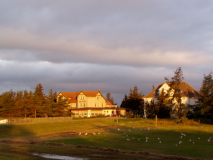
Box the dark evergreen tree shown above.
[145,100,156,118]
[165,67,186,118]
[33,83,46,117]
[46,89,57,117]
[145,89,170,119]
[198,72,213,122]
[22,90,30,118]
[106,92,115,105]
[53,94,68,117]
[0,90,16,118]
[155,89,171,118]
[127,86,144,110]
[15,91,24,118]
[0,84,69,118]
[120,86,144,116]
[120,94,128,108]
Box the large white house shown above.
[144,81,200,105]
[57,90,126,117]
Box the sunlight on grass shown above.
[0,118,213,159]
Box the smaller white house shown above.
[144,81,199,106]
[0,119,8,124]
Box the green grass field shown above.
[0,118,212,159]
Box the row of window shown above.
[73,111,116,115]
[79,95,100,100]
[78,103,105,107]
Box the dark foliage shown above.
[165,67,187,119]
[120,86,144,115]
[106,92,115,105]
[198,73,213,122]
[0,84,68,118]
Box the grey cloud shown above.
[0,0,212,104]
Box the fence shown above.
[7,117,73,124]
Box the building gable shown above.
[144,81,199,99]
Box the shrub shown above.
[134,115,141,119]
[126,111,134,119]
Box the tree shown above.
[145,89,170,119]
[46,89,57,117]
[26,91,36,118]
[106,92,115,105]
[22,90,31,118]
[53,94,69,117]
[198,72,213,122]
[165,67,186,119]
[144,100,156,118]
[14,91,24,118]
[127,86,144,110]
[0,83,70,118]
[0,90,16,118]
[33,83,47,117]
[120,94,128,108]
[155,89,171,118]
[120,86,144,116]
[126,110,134,119]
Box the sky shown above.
[0,0,213,105]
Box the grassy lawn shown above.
[0,118,213,159]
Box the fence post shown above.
[156,115,158,128]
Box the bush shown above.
[134,115,141,119]
[126,111,134,119]
[176,117,200,125]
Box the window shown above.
[95,103,96,107]
[97,96,99,100]
[84,103,85,107]
[102,103,103,107]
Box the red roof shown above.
[60,90,110,104]
[80,90,100,97]
[106,100,112,105]
[69,98,77,103]
[59,92,79,98]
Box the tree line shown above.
[0,84,118,119]
[120,67,213,123]
[0,84,69,118]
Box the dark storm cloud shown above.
[0,0,213,104]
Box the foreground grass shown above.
[0,118,213,159]
[0,143,167,160]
